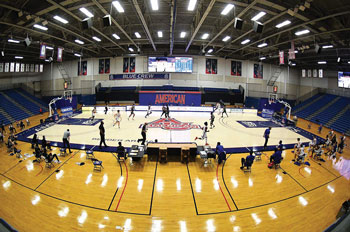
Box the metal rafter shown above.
[0,21,98,54]
[91,0,139,50]
[230,11,350,55]
[185,0,216,52]
[170,0,177,55]
[131,0,156,51]
[46,0,125,52]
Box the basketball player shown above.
[221,105,228,118]
[113,110,122,128]
[161,105,166,118]
[166,104,170,118]
[104,105,108,115]
[137,122,148,145]
[145,104,152,118]
[263,127,271,150]
[90,107,96,122]
[195,122,209,145]
[128,104,135,120]
[210,112,215,129]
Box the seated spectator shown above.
[215,142,226,164]
[313,145,323,160]
[116,142,126,160]
[296,146,307,163]
[0,131,3,143]
[240,151,255,170]
[270,148,283,166]
[26,119,30,126]
[41,136,51,151]
[42,150,61,164]
[308,136,317,157]
[31,133,38,148]
[338,135,346,153]
[294,138,301,159]
[9,123,16,134]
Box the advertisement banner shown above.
[205,58,212,74]
[139,91,201,106]
[105,58,110,74]
[99,59,104,74]
[123,57,129,73]
[313,69,318,78]
[254,64,263,79]
[109,73,169,80]
[129,57,135,73]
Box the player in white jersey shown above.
[90,107,96,122]
[145,104,152,118]
[195,122,209,145]
[113,110,122,128]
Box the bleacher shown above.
[293,93,350,134]
[311,97,350,125]
[331,109,350,134]
[0,88,48,126]
[294,94,337,118]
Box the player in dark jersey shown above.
[221,105,228,118]
[210,112,215,129]
[161,105,166,118]
[128,104,135,120]
[165,104,170,118]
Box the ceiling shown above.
[1,0,350,70]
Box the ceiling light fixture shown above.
[257,42,268,48]
[259,57,266,60]
[33,24,48,31]
[322,45,333,49]
[207,48,213,53]
[74,53,81,57]
[241,39,250,45]
[251,12,266,21]
[222,36,231,42]
[46,46,53,50]
[135,32,141,38]
[276,20,291,28]
[53,15,68,24]
[79,7,94,18]
[112,1,125,13]
[221,4,234,15]
[129,47,134,52]
[188,0,197,11]
[92,36,101,42]
[112,33,120,39]
[295,29,310,36]
[202,33,209,39]
[15,56,23,59]
[318,61,327,64]
[75,39,84,45]
[8,39,20,43]
[150,0,159,11]
[180,32,186,38]
[158,31,163,38]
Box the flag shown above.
[40,43,46,59]
[57,47,63,62]
[289,41,295,60]
[279,51,284,64]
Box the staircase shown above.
[325,105,350,128]
[293,94,324,114]
[306,96,340,120]
[57,63,71,83]
[0,92,33,116]
[267,67,282,86]
[15,89,48,111]
[0,107,15,122]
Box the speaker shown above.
[82,18,92,29]
[234,18,243,30]
[103,15,111,27]
[315,43,321,54]
[253,21,264,33]
[23,37,31,47]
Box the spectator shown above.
[215,142,226,164]
[277,140,283,151]
[20,121,25,130]
[31,133,38,148]
[26,119,30,126]
[0,130,3,143]
[240,151,255,170]
[338,135,346,153]
[42,150,61,164]
[270,148,283,166]
[318,124,323,134]
[116,142,126,160]
[9,123,16,134]
[39,108,43,115]
[62,129,72,153]
[294,138,301,159]
[42,136,51,151]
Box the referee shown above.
[62,129,72,153]
[99,121,108,149]
[137,122,148,145]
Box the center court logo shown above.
[141,118,201,131]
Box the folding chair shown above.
[91,158,103,171]
[86,150,95,159]
[254,152,262,161]
[59,148,68,157]
[45,159,54,168]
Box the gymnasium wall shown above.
[40,56,303,100]
[0,72,41,92]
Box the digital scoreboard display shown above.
[148,57,193,73]
[338,72,350,88]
